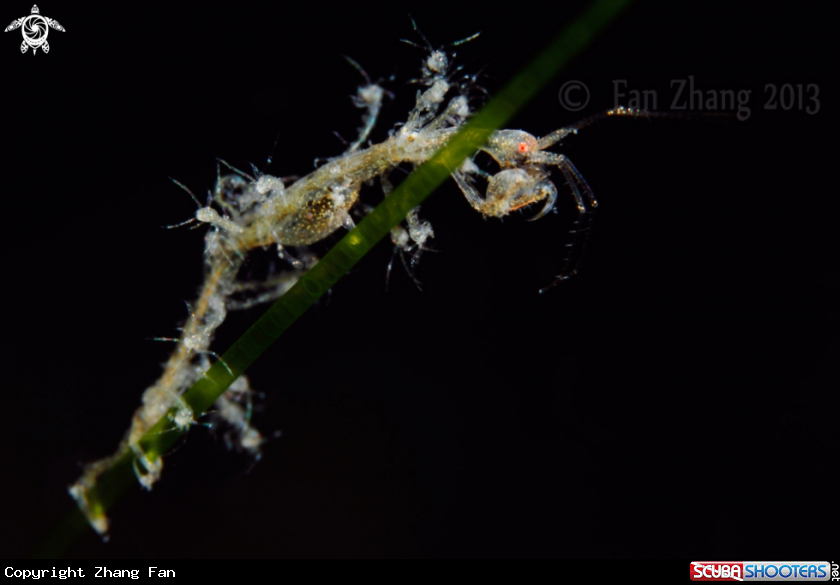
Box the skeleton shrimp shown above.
[69,32,650,537]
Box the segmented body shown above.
[69,35,646,537]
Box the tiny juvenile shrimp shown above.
[451,107,650,291]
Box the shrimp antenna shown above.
[449,31,481,47]
[401,15,433,51]
[343,55,372,85]
[217,158,255,182]
[169,177,203,208]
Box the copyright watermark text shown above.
[559,77,820,121]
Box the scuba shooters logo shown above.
[690,561,836,581]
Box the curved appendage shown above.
[46,17,65,32]
[452,115,631,291]
[536,153,598,293]
[4,17,23,32]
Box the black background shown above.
[1,1,836,558]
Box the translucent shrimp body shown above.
[69,36,644,536]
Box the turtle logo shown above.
[4,5,65,54]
